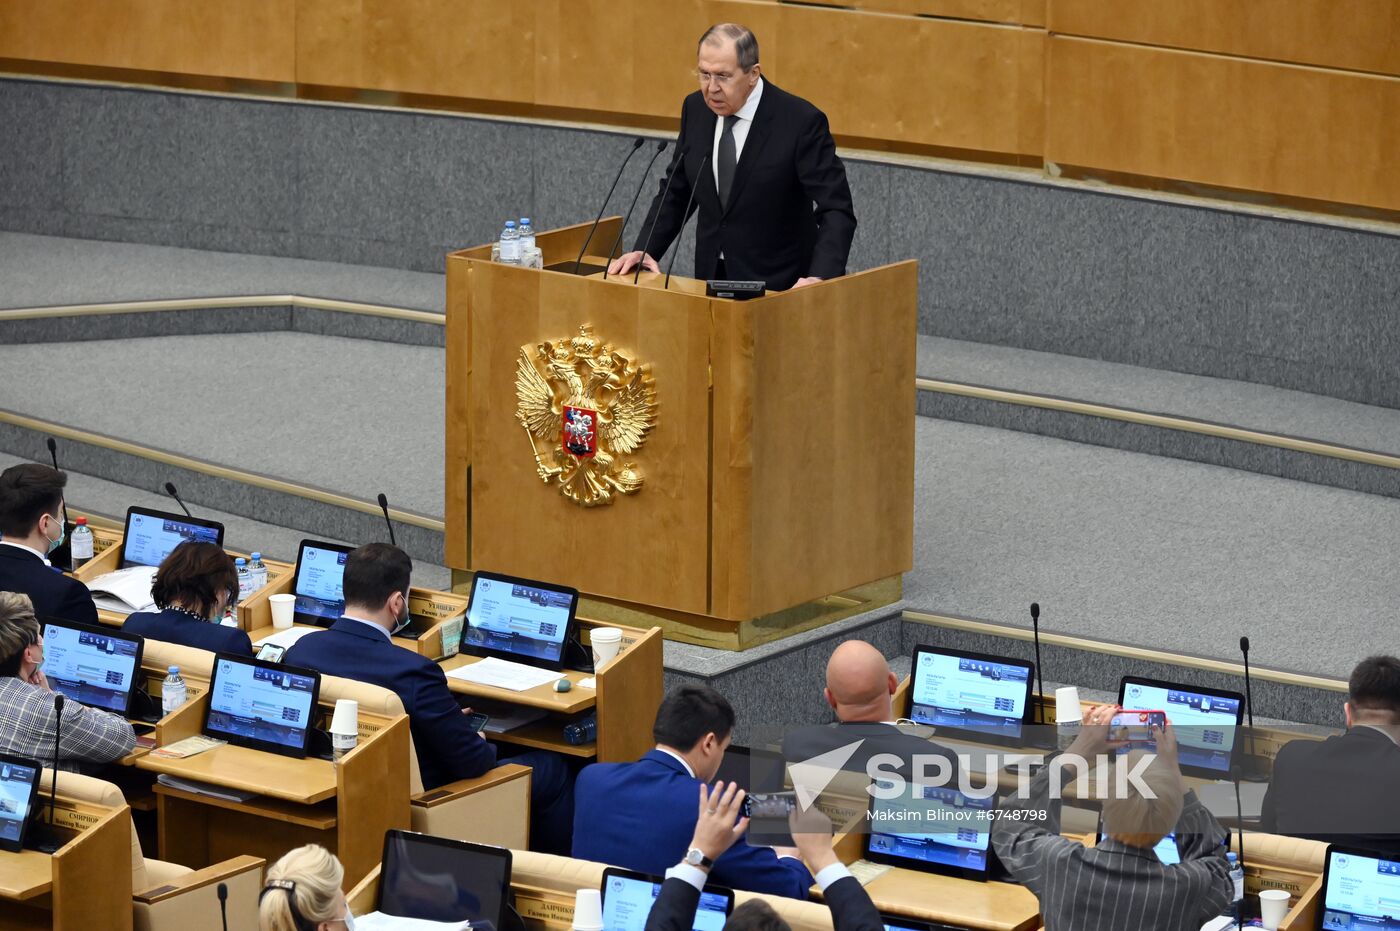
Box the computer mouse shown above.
[554,678,572,693]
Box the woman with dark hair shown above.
[123,541,253,655]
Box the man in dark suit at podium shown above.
[1261,655,1400,856]
[0,464,99,626]
[608,23,856,291]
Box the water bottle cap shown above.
[251,552,261,560]
[1227,852,1237,863]
[520,217,531,224]
[235,557,247,566]
[168,665,179,675]
[75,516,87,525]
[504,220,516,227]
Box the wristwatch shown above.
[684,848,714,869]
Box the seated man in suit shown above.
[781,640,957,789]
[573,685,814,899]
[645,782,881,931]
[123,541,253,655]
[0,592,136,768]
[284,543,574,854]
[1262,655,1400,855]
[0,464,99,626]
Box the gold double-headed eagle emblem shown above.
[514,325,658,508]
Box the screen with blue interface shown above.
[122,511,221,569]
[206,658,317,750]
[41,621,141,714]
[0,759,40,847]
[868,784,996,875]
[465,575,573,664]
[1322,849,1400,931]
[294,545,349,623]
[909,649,1032,739]
[603,872,730,931]
[1119,682,1241,774]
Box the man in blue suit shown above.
[573,685,815,899]
[0,464,98,626]
[284,543,574,853]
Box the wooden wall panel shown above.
[0,0,295,82]
[1049,0,1400,77]
[1045,37,1400,211]
[776,4,1042,154]
[788,0,1042,26]
[296,0,536,101]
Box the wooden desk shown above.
[134,691,409,887]
[0,795,134,930]
[838,867,1041,931]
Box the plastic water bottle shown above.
[249,552,268,592]
[1227,852,1245,912]
[162,666,187,716]
[498,220,521,265]
[563,713,597,746]
[70,517,94,569]
[236,557,253,602]
[518,217,535,252]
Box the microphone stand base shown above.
[544,261,608,277]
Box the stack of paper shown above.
[85,566,158,614]
[354,914,474,930]
[445,658,560,692]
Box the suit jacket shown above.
[643,873,881,931]
[573,749,815,899]
[0,543,98,626]
[283,618,496,790]
[1261,726,1400,856]
[634,81,856,291]
[123,608,254,656]
[0,676,136,770]
[994,767,1232,931]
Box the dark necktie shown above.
[717,115,738,209]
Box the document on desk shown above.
[445,657,560,692]
[355,913,473,930]
[86,566,158,614]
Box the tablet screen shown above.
[1321,847,1400,930]
[294,543,350,624]
[866,782,995,879]
[122,509,223,569]
[1119,679,1242,776]
[464,572,577,669]
[0,756,41,852]
[41,619,143,715]
[377,830,511,927]
[205,656,318,756]
[602,870,732,931]
[909,646,1034,742]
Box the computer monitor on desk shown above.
[1319,845,1400,931]
[39,618,145,717]
[907,646,1036,747]
[1116,676,1244,779]
[204,653,321,758]
[120,506,224,569]
[290,539,354,626]
[865,781,998,882]
[461,571,578,671]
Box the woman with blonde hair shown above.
[259,844,354,930]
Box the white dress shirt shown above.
[339,614,391,642]
[711,77,764,194]
[657,746,696,778]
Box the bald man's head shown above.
[825,640,898,722]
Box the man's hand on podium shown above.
[609,251,660,276]
[793,276,824,289]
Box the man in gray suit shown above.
[993,705,1234,931]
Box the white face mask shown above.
[343,907,356,931]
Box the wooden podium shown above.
[445,220,915,648]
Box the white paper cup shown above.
[269,593,296,629]
[573,888,604,931]
[1259,889,1290,930]
[1054,686,1082,724]
[329,699,358,760]
[590,627,623,671]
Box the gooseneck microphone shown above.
[664,153,711,290]
[164,482,193,519]
[46,437,74,570]
[635,145,687,284]
[1238,636,1266,780]
[575,137,646,275]
[377,493,397,548]
[46,437,65,515]
[604,140,667,280]
[1030,603,1045,726]
[1231,763,1247,929]
[36,693,65,853]
[217,881,229,931]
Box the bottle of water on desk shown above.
[1227,852,1244,919]
[249,552,268,592]
[162,666,187,716]
[235,557,253,603]
[70,517,94,569]
[498,220,521,265]
[518,217,535,252]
